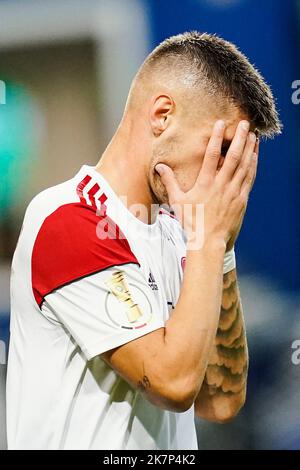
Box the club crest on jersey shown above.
[148,271,158,290]
[105,271,154,330]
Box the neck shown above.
[95,118,158,224]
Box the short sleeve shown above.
[31,202,165,360]
[43,263,165,361]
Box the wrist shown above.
[187,234,226,255]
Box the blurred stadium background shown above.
[0,0,299,450]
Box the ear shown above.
[149,94,175,137]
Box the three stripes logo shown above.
[76,175,107,216]
[77,174,125,241]
[148,271,158,291]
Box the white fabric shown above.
[223,246,236,274]
[43,264,165,361]
[6,165,198,450]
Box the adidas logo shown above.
[148,271,158,290]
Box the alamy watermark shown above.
[0,340,6,365]
[291,339,300,365]
[291,80,300,104]
[0,80,6,105]
[95,199,205,251]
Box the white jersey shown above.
[6,165,198,450]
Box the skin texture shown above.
[195,269,248,422]
[97,75,258,421]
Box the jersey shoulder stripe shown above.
[31,201,139,308]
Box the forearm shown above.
[195,269,248,422]
[158,238,226,403]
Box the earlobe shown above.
[149,94,174,137]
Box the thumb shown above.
[155,164,181,201]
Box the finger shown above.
[155,163,181,201]
[218,120,250,182]
[241,152,258,197]
[198,120,225,182]
[231,131,256,187]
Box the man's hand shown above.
[155,120,258,250]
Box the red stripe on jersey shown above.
[76,175,92,203]
[31,202,139,308]
[87,183,100,208]
[98,193,108,216]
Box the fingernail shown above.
[249,132,256,142]
[155,164,164,175]
[241,121,250,131]
[252,152,257,160]
[215,120,225,131]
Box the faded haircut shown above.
[135,31,282,138]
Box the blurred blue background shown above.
[0,0,299,450]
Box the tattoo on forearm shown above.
[137,375,151,392]
[204,270,248,395]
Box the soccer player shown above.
[6,32,281,450]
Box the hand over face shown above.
[155,120,258,250]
